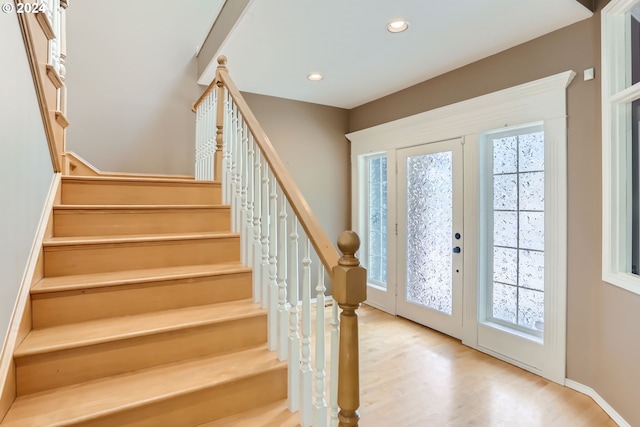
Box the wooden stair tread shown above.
[16,299,262,357]
[43,231,238,247]
[53,204,229,210]
[194,400,299,427]
[32,262,250,293]
[2,346,285,427]
[61,175,220,185]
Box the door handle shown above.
[453,246,461,254]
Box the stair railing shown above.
[15,0,69,173]
[193,56,366,427]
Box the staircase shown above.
[0,175,287,426]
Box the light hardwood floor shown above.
[219,304,616,427]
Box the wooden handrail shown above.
[195,56,340,276]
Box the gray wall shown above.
[350,1,640,425]
[0,13,54,349]
[65,1,217,175]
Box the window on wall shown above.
[482,125,545,337]
[365,155,387,288]
[602,0,640,294]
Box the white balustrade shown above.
[314,266,327,426]
[194,87,343,427]
[300,238,313,427]
[288,217,300,412]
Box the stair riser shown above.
[72,368,287,427]
[15,315,267,395]
[32,272,252,328]
[43,237,240,276]
[61,181,221,205]
[53,208,231,237]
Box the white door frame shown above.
[348,71,574,384]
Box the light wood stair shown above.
[0,175,287,426]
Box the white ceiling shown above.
[200,0,592,109]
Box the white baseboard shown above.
[565,379,630,427]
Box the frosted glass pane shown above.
[493,247,517,285]
[519,249,544,291]
[493,136,518,174]
[519,172,544,211]
[519,212,544,251]
[406,151,453,315]
[367,156,387,287]
[518,132,544,172]
[492,282,517,323]
[370,157,381,182]
[493,174,518,210]
[370,255,381,283]
[493,211,518,248]
[370,183,381,210]
[518,288,544,330]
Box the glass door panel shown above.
[406,151,453,314]
[397,139,463,339]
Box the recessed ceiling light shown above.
[307,73,323,81]
[387,20,409,33]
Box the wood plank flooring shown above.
[228,304,616,427]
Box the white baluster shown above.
[229,101,237,227]
[252,148,262,304]
[260,156,270,310]
[277,188,288,361]
[267,171,278,352]
[59,0,68,113]
[300,238,313,427]
[234,115,244,235]
[288,217,300,412]
[194,103,202,180]
[313,265,327,426]
[223,92,233,203]
[230,103,240,232]
[208,92,215,181]
[245,134,255,269]
[239,120,248,265]
[330,301,340,427]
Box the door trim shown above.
[348,71,574,383]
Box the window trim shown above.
[602,0,640,295]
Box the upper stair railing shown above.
[15,0,70,173]
[193,56,366,427]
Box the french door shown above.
[396,139,464,339]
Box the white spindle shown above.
[267,171,278,352]
[330,301,340,427]
[313,266,327,426]
[239,121,249,265]
[300,238,313,427]
[234,116,244,235]
[232,104,242,233]
[260,156,270,310]
[277,189,288,361]
[252,148,262,303]
[223,91,233,203]
[288,217,300,412]
[245,134,255,269]
[211,91,219,181]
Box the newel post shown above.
[333,231,367,427]
[214,55,227,182]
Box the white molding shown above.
[0,173,59,415]
[565,379,631,427]
[347,71,576,154]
